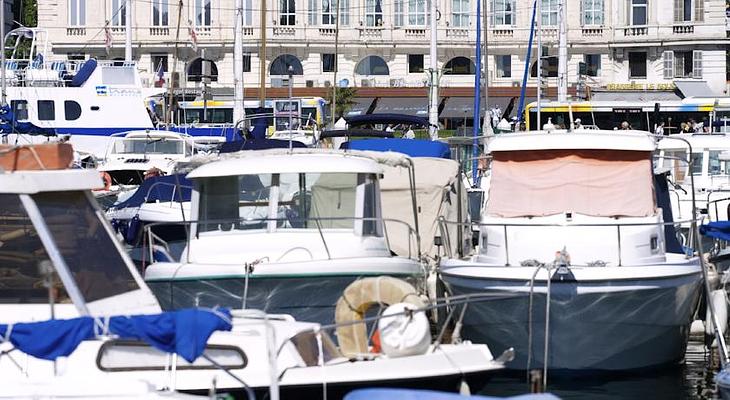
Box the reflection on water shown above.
[479,340,719,400]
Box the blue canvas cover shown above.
[219,138,306,153]
[342,138,451,159]
[111,174,192,210]
[0,308,231,362]
[700,221,730,241]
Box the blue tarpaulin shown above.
[111,174,192,210]
[341,138,451,159]
[0,308,232,362]
[700,221,730,241]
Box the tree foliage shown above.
[324,86,358,122]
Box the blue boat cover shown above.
[111,174,192,210]
[346,113,430,128]
[0,308,232,362]
[219,138,306,153]
[342,138,451,159]
[71,58,97,87]
[344,389,560,400]
[700,221,730,241]
[654,173,684,254]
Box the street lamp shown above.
[288,65,294,151]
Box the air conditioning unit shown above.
[323,80,332,87]
[271,77,284,88]
[306,80,314,87]
[361,79,371,87]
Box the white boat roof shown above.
[656,133,730,150]
[487,130,656,152]
[114,130,187,140]
[0,170,102,194]
[186,148,407,178]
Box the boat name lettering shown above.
[605,83,676,91]
[95,86,142,97]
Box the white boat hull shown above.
[440,257,703,371]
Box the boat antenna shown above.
[516,0,537,125]
[166,0,184,128]
[470,0,482,187]
[428,0,439,140]
[1,0,7,108]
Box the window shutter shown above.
[695,0,704,22]
[626,0,631,25]
[693,50,702,78]
[663,51,674,79]
[580,0,584,25]
[673,0,682,22]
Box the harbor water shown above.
[479,339,719,399]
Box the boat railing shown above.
[5,59,139,88]
[139,181,191,207]
[437,217,700,265]
[706,194,730,222]
[142,216,421,266]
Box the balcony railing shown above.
[358,27,383,40]
[673,24,694,34]
[405,28,426,37]
[445,28,469,38]
[273,26,296,36]
[491,28,514,37]
[623,26,648,36]
[149,27,170,36]
[581,27,604,37]
[66,27,86,36]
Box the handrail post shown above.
[616,225,622,266]
[503,224,510,266]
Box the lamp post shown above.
[288,65,294,151]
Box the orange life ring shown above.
[94,171,112,191]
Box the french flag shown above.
[154,61,165,88]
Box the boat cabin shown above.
[476,130,668,267]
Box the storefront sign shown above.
[605,83,676,91]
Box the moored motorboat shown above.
[439,130,704,371]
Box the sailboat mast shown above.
[481,0,488,134]
[428,0,438,140]
[259,0,267,105]
[558,0,567,102]
[471,0,482,186]
[1,0,6,107]
[537,0,542,128]
[125,0,132,61]
[233,0,244,125]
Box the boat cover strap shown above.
[0,308,231,362]
[700,221,730,241]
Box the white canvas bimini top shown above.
[0,170,103,194]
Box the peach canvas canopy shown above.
[486,149,656,218]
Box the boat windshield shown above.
[487,149,656,218]
[112,138,186,155]
[197,172,381,234]
[0,192,140,304]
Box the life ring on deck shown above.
[94,171,112,191]
[334,276,426,357]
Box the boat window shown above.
[661,150,688,182]
[709,151,730,176]
[31,191,140,303]
[37,100,55,121]
[11,100,28,120]
[0,194,68,304]
[112,138,184,155]
[64,100,82,121]
[690,152,703,175]
[197,173,380,233]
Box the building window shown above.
[496,55,511,78]
[38,100,55,121]
[530,56,558,77]
[152,0,169,26]
[243,54,251,72]
[195,0,212,27]
[151,54,168,73]
[69,0,86,26]
[355,56,389,75]
[674,0,703,22]
[12,100,28,120]
[490,0,514,26]
[67,53,86,61]
[582,0,603,25]
[270,54,304,75]
[408,0,428,26]
[631,0,647,25]
[408,54,424,73]
[628,52,647,78]
[584,54,601,76]
[244,0,253,25]
[340,0,350,25]
[110,0,126,27]
[323,0,335,24]
[366,0,384,26]
[541,0,559,26]
[394,0,405,26]
[452,0,469,27]
[280,0,296,25]
[322,53,336,72]
[444,57,476,75]
[664,50,702,78]
[308,0,318,25]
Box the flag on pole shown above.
[154,60,165,88]
[188,20,198,52]
[104,23,113,55]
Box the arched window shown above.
[186,57,219,82]
[530,56,558,77]
[355,56,389,75]
[443,57,475,75]
[269,54,303,75]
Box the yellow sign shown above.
[605,83,676,91]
